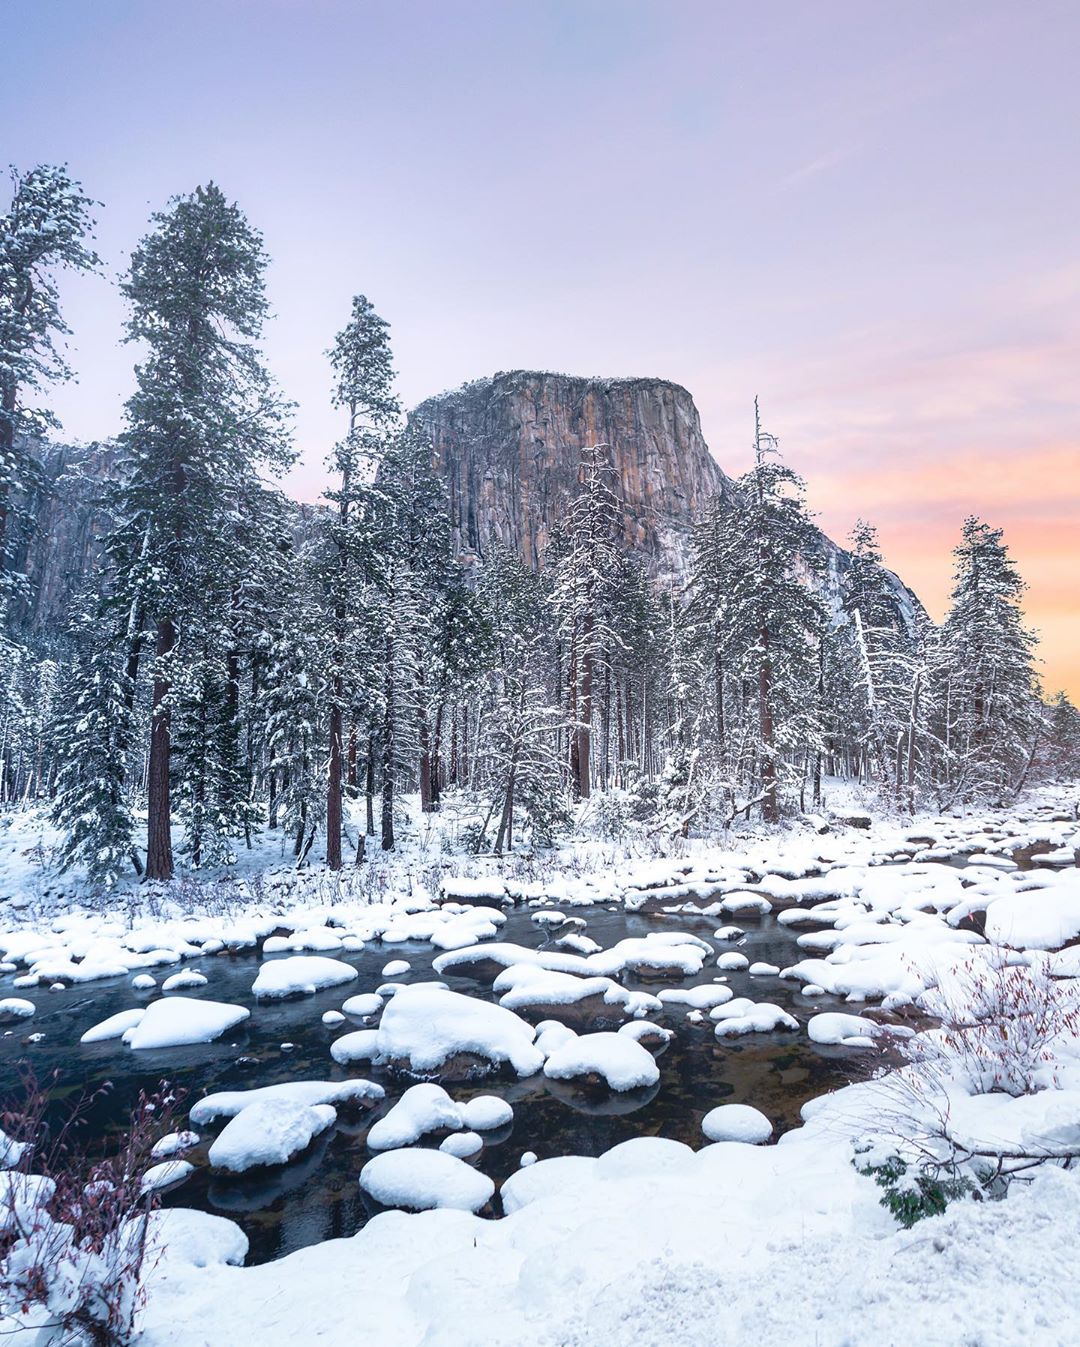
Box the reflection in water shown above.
[0,903,861,1266]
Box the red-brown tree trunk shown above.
[146,618,175,881]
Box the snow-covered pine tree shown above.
[474,540,563,853]
[548,444,625,800]
[372,422,455,847]
[50,601,136,888]
[935,517,1041,802]
[693,402,825,821]
[1040,691,1080,782]
[324,295,400,868]
[110,184,292,881]
[0,165,98,593]
[839,519,918,799]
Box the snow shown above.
[80,1007,145,1043]
[983,880,1080,950]
[460,1095,513,1130]
[701,1103,773,1143]
[381,959,411,976]
[145,1208,248,1270]
[161,969,207,991]
[190,1079,383,1125]
[500,1155,597,1214]
[150,1129,200,1159]
[373,984,544,1078]
[542,1031,660,1091]
[141,1159,194,1193]
[208,1099,336,1172]
[0,997,35,1020]
[252,955,359,998]
[0,1127,27,1168]
[440,1131,483,1157]
[359,1148,495,1212]
[367,1084,464,1150]
[807,1011,884,1046]
[5,787,1080,1346]
[494,963,660,1017]
[331,1028,380,1064]
[342,992,384,1017]
[657,984,734,1010]
[711,999,799,1036]
[122,996,249,1049]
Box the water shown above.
[0,905,865,1265]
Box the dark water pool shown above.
[0,905,863,1265]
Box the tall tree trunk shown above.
[431,702,444,808]
[417,666,433,813]
[449,713,459,787]
[347,723,358,790]
[759,625,778,823]
[365,735,375,836]
[577,635,592,799]
[381,629,395,850]
[146,618,175,881]
[326,694,343,869]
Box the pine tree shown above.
[371,422,454,847]
[0,165,98,592]
[324,295,400,868]
[840,519,918,798]
[110,183,292,881]
[50,605,136,889]
[691,402,825,820]
[548,444,625,800]
[936,517,1040,801]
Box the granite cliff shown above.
[412,371,738,580]
[412,370,918,621]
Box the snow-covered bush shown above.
[907,954,1080,1096]
[855,955,1080,1224]
[0,1077,182,1345]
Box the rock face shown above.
[412,370,919,621]
[8,372,919,646]
[6,440,119,643]
[412,371,738,581]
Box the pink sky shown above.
[6,0,1078,696]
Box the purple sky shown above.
[6,0,1079,694]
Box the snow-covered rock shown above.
[711,999,799,1036]
[542,1031,660,1091]
[440,1131,483,1157]
[702,1103,773,1143]
[367,1084,464,1150]
[161,969,207,992]
[373,984,543,1078]
[359,1148,494,1212]
[190,1079,383,1126]
[80,1007,145,1043]
[807,1012,883,1046]
[123,997,249,1050]
[141,1159,195,1194]
[208,1099,336,1172]
[252,955,358,999]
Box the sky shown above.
[4,0,1079,696]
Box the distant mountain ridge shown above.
[9,371,920,646]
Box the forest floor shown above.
[0,783,1079,1346]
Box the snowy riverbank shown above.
[1,783,1079,1345]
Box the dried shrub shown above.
[0,1072,184,1346]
